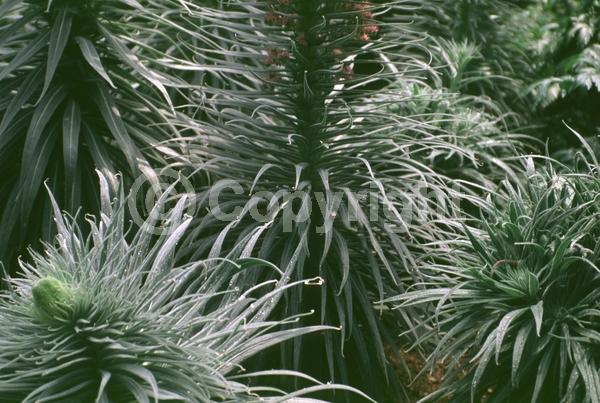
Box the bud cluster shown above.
[262,0,380,80]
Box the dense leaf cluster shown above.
[388,157,600,402]
[0,0,598,402]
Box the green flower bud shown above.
[32,277,74,321]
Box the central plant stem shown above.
[292,0,333,378]
[295,3,327,173]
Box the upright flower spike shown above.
[0,174,372,402]
[171,1,491,399]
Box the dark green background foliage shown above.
[527,0,600,151]
[0,0,185,275]
[0,0,598,402]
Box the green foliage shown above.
[156,1,512,398]
[389,38,535,185]
[525,0,600,151]
[386,155,600,402]
[0,176,370,402]
[416,0,536,112]
[0,0,597,400]
[0,0,190,274]
[528,0,600,103]
[403,2,538,184]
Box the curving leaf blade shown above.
[75,36,116,88]
[40,10,72,101]
[62,99,81,208]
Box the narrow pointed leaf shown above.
[41,10,72,101]
[92,83,139,171]
[530,300,544,337]
[0,31,50,81]
[0,68,43,138]
[75,36,116,88]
